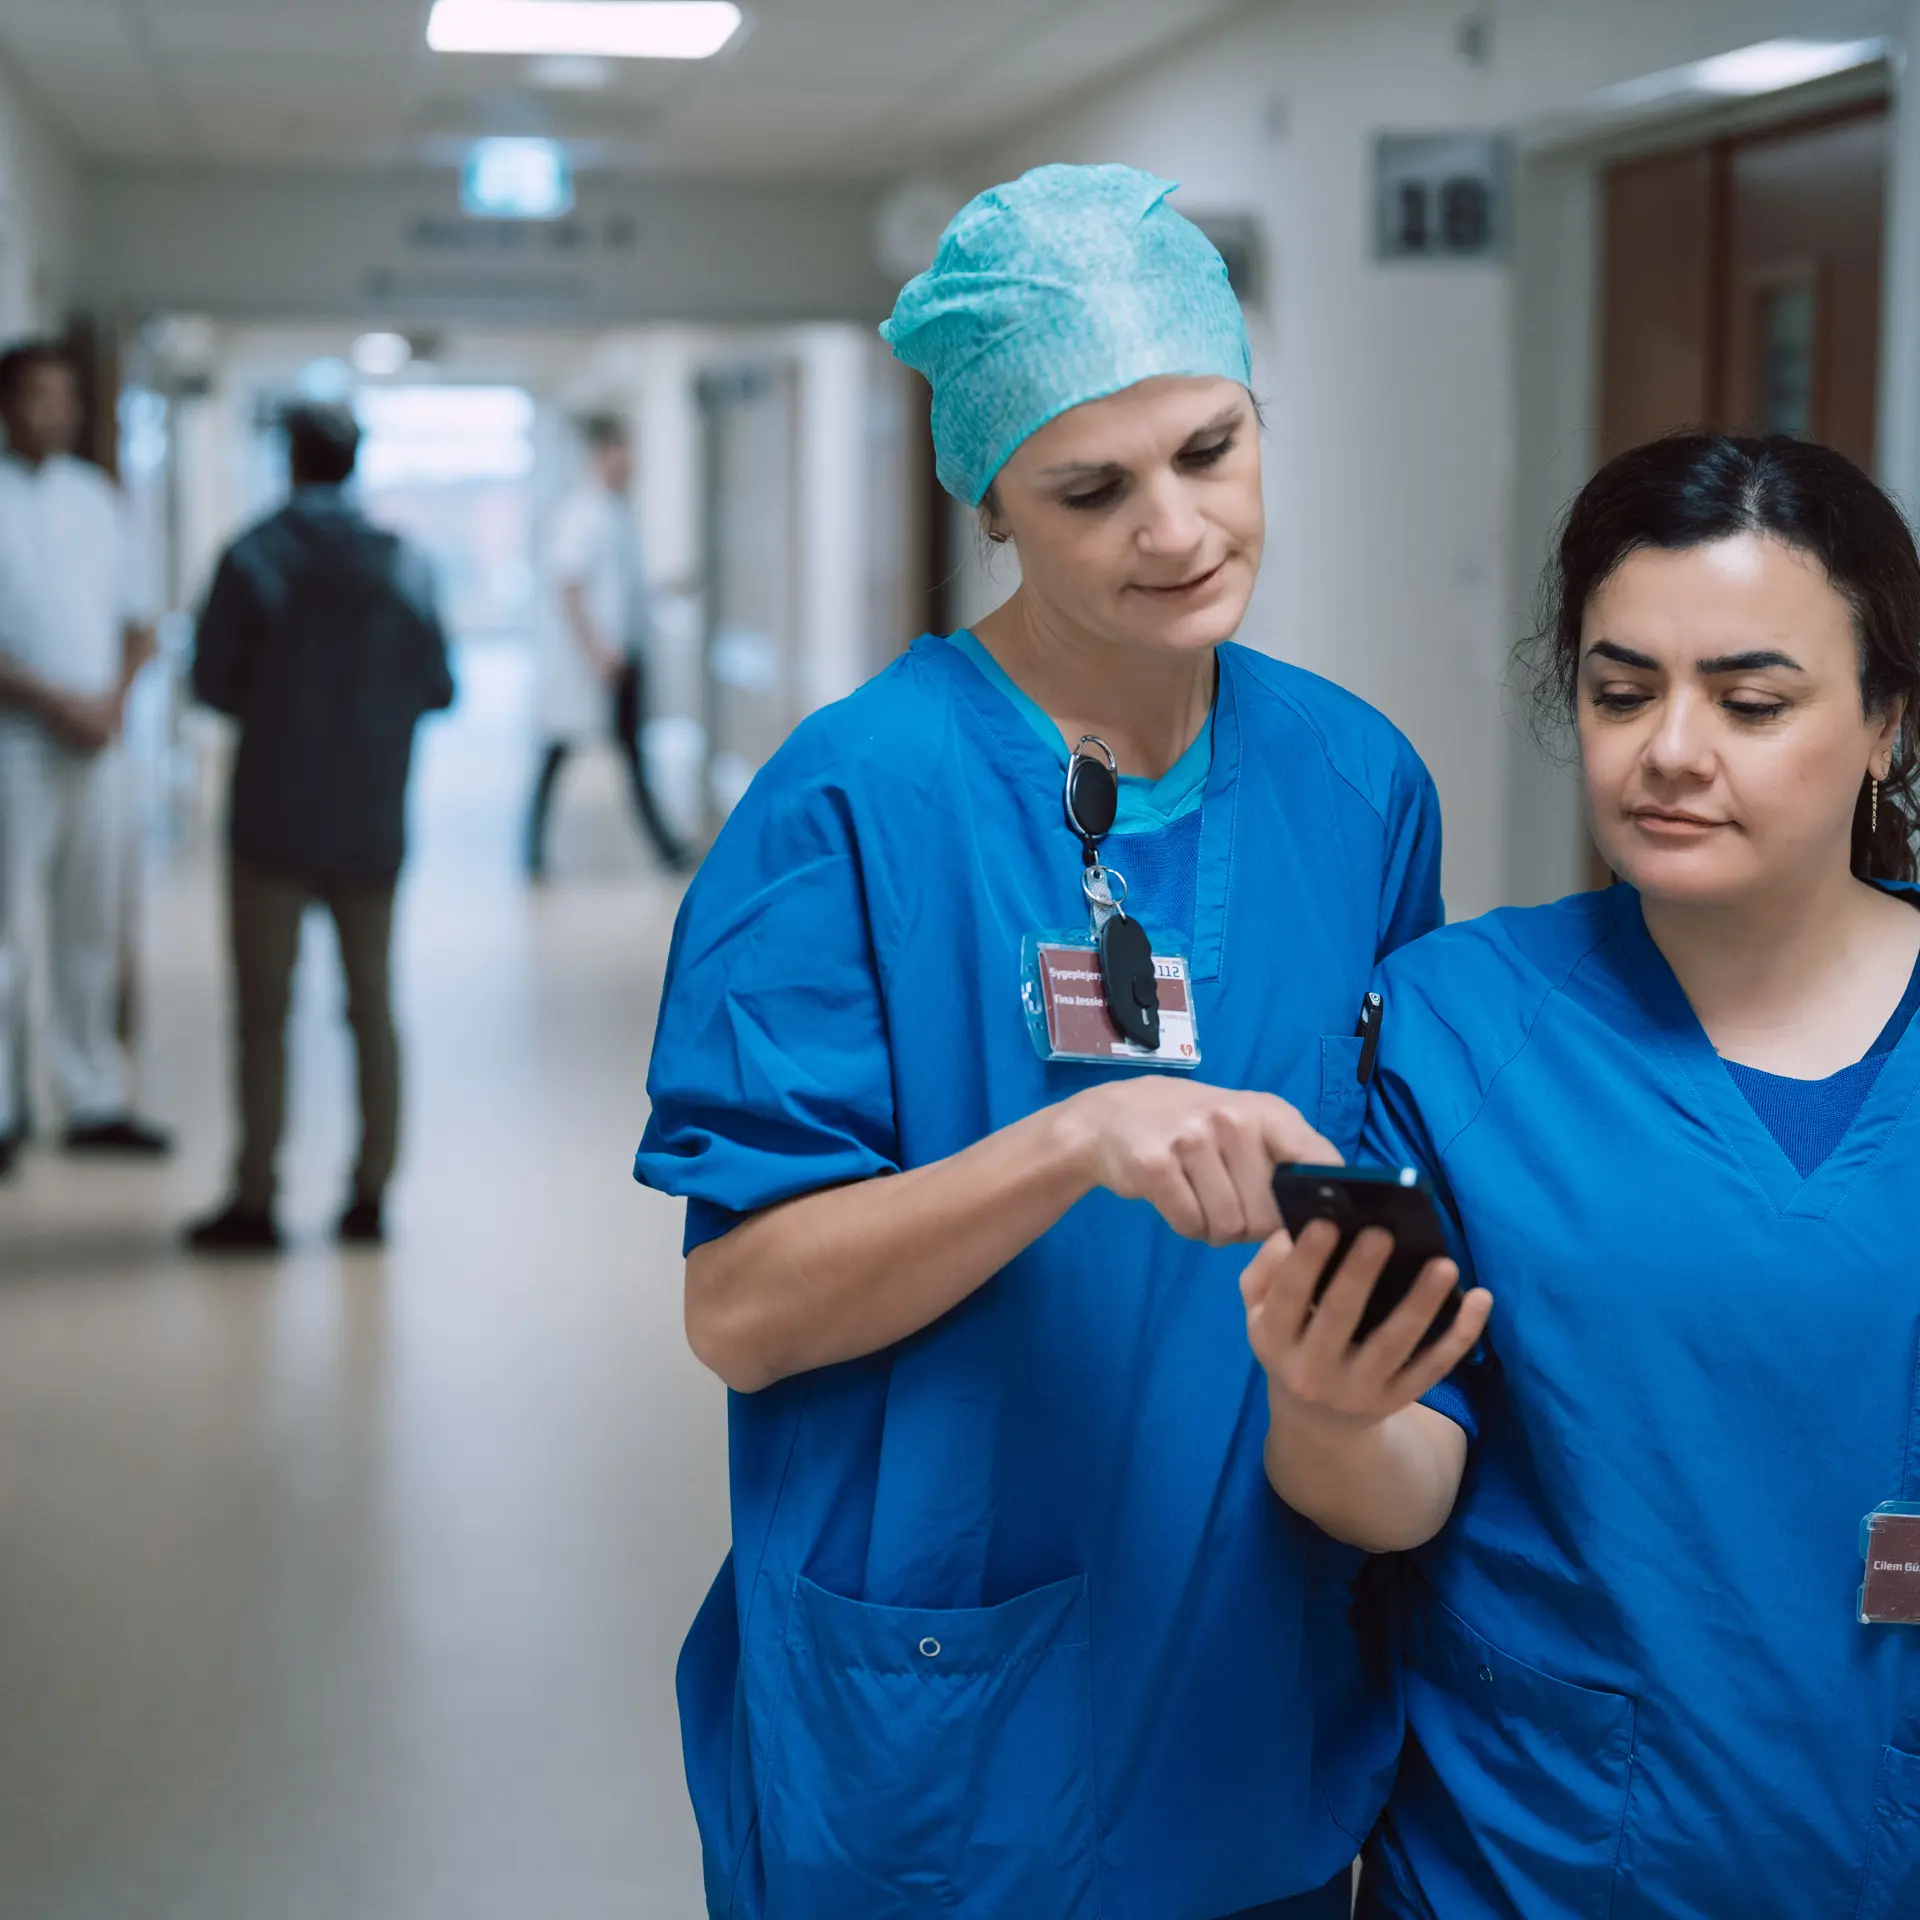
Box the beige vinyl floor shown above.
[0,641,727,1919]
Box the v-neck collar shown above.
[923,634,1244,983]
[938,630,1214,832]
[1609,884,1920,1220]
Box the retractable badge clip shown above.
[1020,738,1199,1070]
[1066,737,1161,1051]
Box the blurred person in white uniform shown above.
[523,411,691,878]
[0,340,170,1178]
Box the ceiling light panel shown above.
[1691,37,1886,95]
[427,1,743,60]
[1586,37,1887,113]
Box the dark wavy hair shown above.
[1523,433,1920,883]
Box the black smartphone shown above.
[1269,1163,1462,1350]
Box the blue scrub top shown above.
[1357,883,1920,1920]
[637,633,1443,1920]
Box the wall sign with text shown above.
[1373,133,1512,263]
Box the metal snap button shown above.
[1477,1665,1494,1684]
[918,1637,941,1659]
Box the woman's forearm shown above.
[684,1098,1101,1393]
[0,655,51,721]
[1264,1401,1467,1554]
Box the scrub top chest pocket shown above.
[1315,994,1384,1159]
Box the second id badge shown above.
[1021,930,1202,1070]
[1860,1504,1920,1624]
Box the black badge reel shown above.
[1021,735,1202,1070]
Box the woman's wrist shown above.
[1041,1087,1107,1202]
[1264,1384,1380,1485]
[1263,1390,1460,1553]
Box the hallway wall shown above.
[959,0,1906,916]
[0,48,79,335]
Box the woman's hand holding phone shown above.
[1241,1222,1493,1553]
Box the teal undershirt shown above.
[941,628,1212,832]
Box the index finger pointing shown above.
[1254,1095,1342,1171]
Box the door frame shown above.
[1505,71,1894,909]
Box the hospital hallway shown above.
[0,640,726,1919]
[13,1,1920,1913]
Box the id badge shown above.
[1021,931,1202,1070]
[1860,1504,1920,1624]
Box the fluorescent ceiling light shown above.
[357,387,536,488]
[1692,37,1886,95]
[427,1,742,60]
[1587,37,1886,113]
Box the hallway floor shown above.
[0,642,725,1919]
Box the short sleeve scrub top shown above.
[636,628,1444,1920]
[1356,884,1920,1920]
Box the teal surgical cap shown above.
[880,163,1252,507]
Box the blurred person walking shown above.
[185,404,454,1252]
[523,411,690,879]
[0,339,170,1178]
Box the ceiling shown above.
[0,0,1248,178]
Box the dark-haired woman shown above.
[1238,432,1920,1916]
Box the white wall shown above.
[957,0,1907,916]
[791,325,871,713]
[0,52,80,337]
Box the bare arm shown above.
[1243,1221,1492,1552]
[1264,1400,1469,1554]
[687,1078,1338,1394]
[561,580,620,683]
[0,652,55,724]
[0,652,120,752]
[119,621,157,700]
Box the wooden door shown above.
[1600,146,1720,458]
[1599,101,1888,464]
[1587,103,1889,883]
[1722,112,1887,469]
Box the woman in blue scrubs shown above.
[1243,432,1920,1917]
[635,164,1473,1919]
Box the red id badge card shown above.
[1860,1504,1920,1624]
[1021,932,1201,1070]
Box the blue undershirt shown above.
[1723,950,1920,1177]
[940,629,1214,946]
[940,628,1213,832]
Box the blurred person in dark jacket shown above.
[185,403,454,1252]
